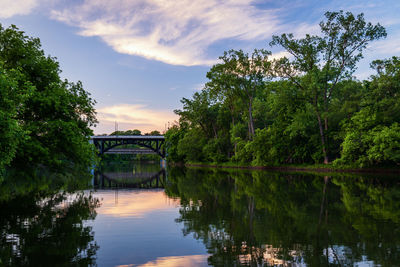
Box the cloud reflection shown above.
[116,254,209,267]
[97,190,180,218]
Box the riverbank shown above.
[177,162,400,174]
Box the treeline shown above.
[165,11,400,168]
[0,24,97,176]
[101,129,161,136]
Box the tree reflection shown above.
[0,171,99,266]
[166,167,400,266]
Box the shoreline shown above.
[179,162,400,175]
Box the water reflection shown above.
[0,171,99,266]
[95,161,166,189]
[97,190,179,218]
[1,164,400,266]
[165,167,400,266]
[133,255,209,266]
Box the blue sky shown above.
[1,0,399,134]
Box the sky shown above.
[1,0,399,134]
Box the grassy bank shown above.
[178,161,400,174]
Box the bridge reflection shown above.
[94,169,166,189]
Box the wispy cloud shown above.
[368,32,400,55]
[95,103,178,134]
[50,0,282,66]
[0,0,39,18]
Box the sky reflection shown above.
[96,189,180,218]
[87,189,207,267]
[116,254,209,267]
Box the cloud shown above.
[50,0,282,66]
[0,0,39,18]
[270,50,291,60]
[95,104,179,134]
[368,32,400,55]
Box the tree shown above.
[175,90,220,139]
[147,130,161,136]
[0,24,97,172]
[270,11,386,163]
[208,49,272,140]
[110,129,141,135]
[336,57,400,167]
[0,65,33,172]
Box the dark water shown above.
[1,162,400,266]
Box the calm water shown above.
[1,162,400,266]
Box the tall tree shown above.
[270,11,386,163]
[209,49,272,140]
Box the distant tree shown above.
[128,129,142,135]
[110,129,141,136]
[146,130,161,136]
[270,11,386,163]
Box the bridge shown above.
[90,135,166,158]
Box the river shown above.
[1,161,399,266]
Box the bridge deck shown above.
[90,135,164,140]
[104,148,157,154]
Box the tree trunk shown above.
[248,97,255,140]
[316,112,329,164]
[212,123,218,139]
[232,116,237,157]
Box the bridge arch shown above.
[90,135,166,158]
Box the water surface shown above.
[1,163,400,266]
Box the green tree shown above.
[164,124,187,162]
[337,57,400,167]
[0,24,97,172]
[177,128,207,162]
[175,90,221,139]
[0,65,33,172]
[147,130,161,135]
[208,49,272,139]
[270,11,386,163]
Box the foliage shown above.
[207,49,272,139]
[164,124,186,162]
[165,11,398,168]
[270,10,386,163]
[0,24,97,173]
[336,57,400,167]
[0,65,33,172]
[177,128,207,162]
